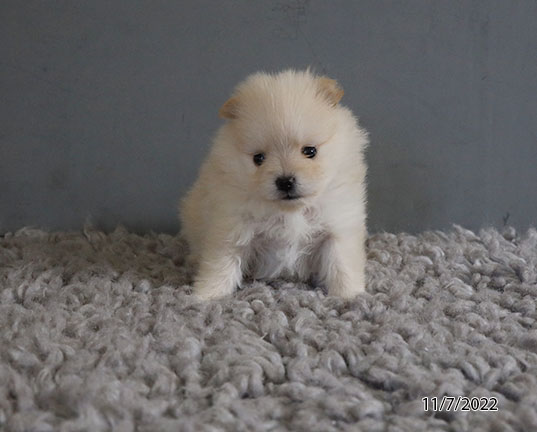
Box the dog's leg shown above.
[192,243,243,300]
[318,229,366,298]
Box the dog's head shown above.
[217,69,346,209]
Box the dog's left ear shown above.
[317,77,344,107]
[219,97,239,119]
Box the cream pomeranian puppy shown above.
[180,69,368,300]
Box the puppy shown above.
[180,69,368,300]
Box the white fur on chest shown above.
[239,206,326,281]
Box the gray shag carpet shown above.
[1,225,537,432]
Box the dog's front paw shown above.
[192,280,235,301]
[327,274,365,299]
[328,283,364,299]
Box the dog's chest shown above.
[246,208,325,280]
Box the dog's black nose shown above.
[275,176,296,192]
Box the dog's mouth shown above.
[279,191,302,201]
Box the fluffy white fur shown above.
[180,69,368,300]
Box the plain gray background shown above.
[1,0,536,235]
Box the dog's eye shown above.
[253,153,265,166]
[302,146,317,158]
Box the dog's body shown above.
[180,70,368,300]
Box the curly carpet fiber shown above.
[1,225,537,431]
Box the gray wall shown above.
[2,0,536,234]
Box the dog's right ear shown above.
[219,97,239,119]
